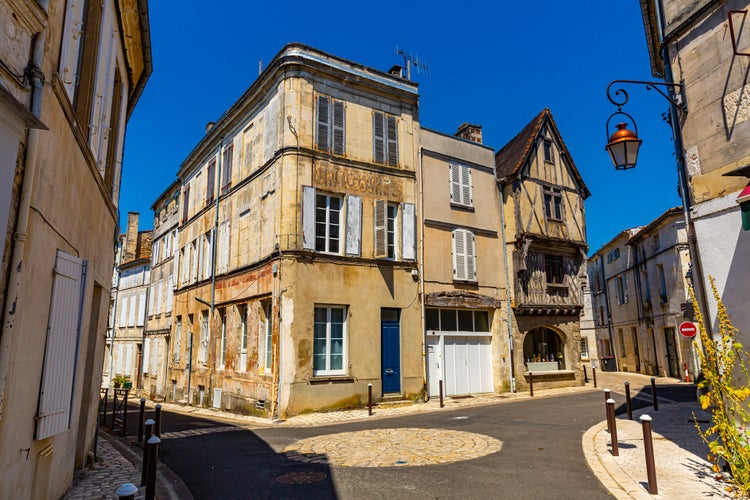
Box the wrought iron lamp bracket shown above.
[606,79,687,113]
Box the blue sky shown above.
[121,1,682,253]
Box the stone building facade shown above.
[0,0,150,497]
[495,109,590,390]
[168,44,422,417]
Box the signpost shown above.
[678,321,697,339]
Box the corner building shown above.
[170,44,421,417]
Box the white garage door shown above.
[429,335,493,396]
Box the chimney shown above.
[205,121,215,133]
[456,123,483,144]
[124,212,139,262]
[388,65,404,78]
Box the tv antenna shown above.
[396,47,430,80]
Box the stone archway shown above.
[523,327,567,370]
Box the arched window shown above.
[523,327,565,369]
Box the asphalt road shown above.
[105,383,694,499]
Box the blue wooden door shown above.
[381,310,401,394]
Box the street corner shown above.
[283,427,503,467]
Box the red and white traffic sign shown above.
[678,321,698,338]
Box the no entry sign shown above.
[679,321,698,338]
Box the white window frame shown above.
[580,338,590,359]
[449,163,473,207]
[238,305,247,372]
[452,228,477,282]
[314,193,343,254]
[386,202,399,259]
[312,305,348,376]
[219,309,227,369]
[264,303,273,374]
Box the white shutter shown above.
[218,221,230,273]
[386,115,398,166]
[119,296,127,327]
[374,198,387,258]
[402,203,416,261]
[345,195,362,256]
[127,295,136,326]
[126,344,133,376]
[137,291,146,326]
[373,112,385,164]
[58,0,85,101]
[332,100,345,155]
[316,95,330,152]
[452,230,466,280]
[191,242,198,282]
[36,251,86,440]
[302,186,316,250]
[149,283,155,314]
[156,279,163,314]
[450,164,460,202]
[166,275,173,313]
[467,232,476,281]
[142,338,150,373]
[462,166,472,206]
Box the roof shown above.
[627,207,683,243]
[494,109,590,198]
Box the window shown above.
[543,186,563,221]
[36,251,86,440]
[386,203,398,259]
[221,143,233,194]
[374,199,398,259]
[543,139,554,163]
[174,317,181,363]
[544,254,565,285]
[425,308,490,332]
[452,228,476,282]
[219,309,226,368]
[580,338,590,359]
[206,159,216,205]
[316,95,345,155]
[198,311,209,365]
[657,264,668,303]
[313,306,347,375]
[238,305,247,371]
[217,221,230,274]
[142,338,150,374]
[182,185,190,223]
[449,163,472,207]
[617,328,626,357]
[315,194,342,253]
[599,306,605,326]
[263,302,272,373]
[616,275,628,305]
[373,111,398,166]
[72,0,103,139]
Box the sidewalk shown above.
[65,372,735,499]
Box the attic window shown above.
[543,139,554,163]
[543,186,563,221]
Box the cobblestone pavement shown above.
[67,372,736,499]
[283,427,503,467]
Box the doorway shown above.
[381,309,401,394]
[665,327,679,378]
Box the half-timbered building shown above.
[495,109,590,390]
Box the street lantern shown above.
[606,122,641,170]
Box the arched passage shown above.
[523,327,566,370]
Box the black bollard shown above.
[154,404,162,437]
[625,382,632,420]
[439,380,444,408]
[529,372,534,397]
[583,365,588,383]
[141,419,154,487]
[138,398,146,443]
[607,398,619,456]
[640,414,658,494]
[145,436,161,500]
[650,377,659,411]
[592,366,597,388]
[367,383,373,416]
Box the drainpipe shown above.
[417,146,428,400]
[0,29,47,415]
[497,182,516,392]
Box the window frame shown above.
[543,139,554,163]
[543,186,563,221]
[373,111,399,167]
[316,94,346,156]
[315,193,343,254]
[449,163,473,208]
[312,305,348,376]
[452,228,477,282]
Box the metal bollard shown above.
[650,378,658,411]
[583,365,588,383]
[154,404,162,437]
[625,382,632,420]
[592,366,597,388]
[529,372,534,397]
[138,398,146,443]
[367,383,373,416]
[604,388,610,402]
[115,482,138,500]
[606,398,619,456]
[640,415,658,494]
[141,419,154,486]
[439,380,444,408]
[145,436,161,500]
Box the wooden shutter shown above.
[74,0,103,138]
[302,186,316,250]
[182,185,190,223]
[374,198,387,258]
[218,221,230,273]
[402,203,415,261]
[373,112,385,164]
[119,296,127,327]
[466,231,476,281]
[316,95,330,152]
[36,251,86,440]
[142,338,150,373]
[386,115,398,166]
[461,166,472,206]
[222,144,233,194]
[452,230,466,280]
[206,159,216,204]
[127,295,136,326]
[166,275,173,313]
[345,195,362,256]
[450,164,461,203]
[156,279,163,314]
[332,100,345,155]
[58,0,85,101]
[148,283,155,313]
[137,291,146,326]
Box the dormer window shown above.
[543,139,554,163]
